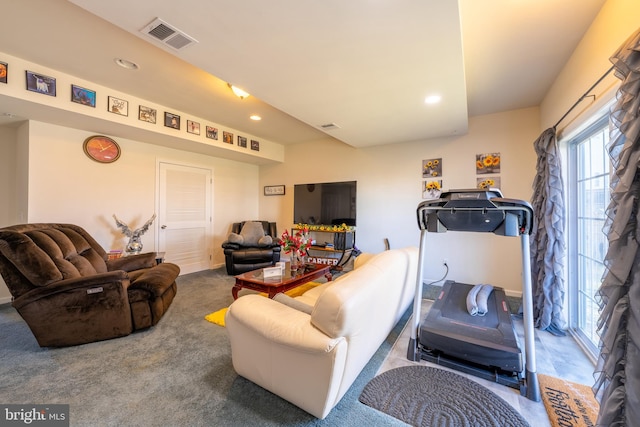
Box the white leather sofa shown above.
[225,246,418,419]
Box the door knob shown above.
[161,225,167,229]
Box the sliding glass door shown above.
[567,116,610,358]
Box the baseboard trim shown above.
[0,296,12,305]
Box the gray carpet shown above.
[0,268,409,426]
[359,365,530,427]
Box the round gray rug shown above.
[359,366,530,427]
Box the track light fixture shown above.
[228,83,250,99]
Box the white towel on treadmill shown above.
[466,284,494,316]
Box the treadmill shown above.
[406,189,540,401]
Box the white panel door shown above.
[158,162,212,274]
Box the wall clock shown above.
[83,135,121,163]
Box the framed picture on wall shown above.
[251,140,260,151]
[206,126,218,140]
[422,180,442,200]
[264,185,285,196]
[476,153,501,174]
[139,105,157,124]
[108,96,128,116]
[477,176,501,190]
[71,85,96,107]
[223,131,233,144]
[238,136,247,148]
[164,112,180,130]
[0,61,7,84]
[187,120,200,135]
[26,71,56,96]
[422,158,442,178]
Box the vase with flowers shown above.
[280,227,311,272]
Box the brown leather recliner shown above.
[0,223,180,347]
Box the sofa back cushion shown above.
[0,224,108,291]
[310,248,412,338]
[310,247,417,403]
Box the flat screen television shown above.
[293,181,357,226]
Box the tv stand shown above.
[293,225,355,270]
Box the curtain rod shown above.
[553,65,615,129]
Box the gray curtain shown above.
[593,27,640,427]
[529,127,567,336]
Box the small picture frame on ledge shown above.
[187,120,200,135]
[139,105,157,124]
[264,185,285,196]
[26,71,56,96]
[165,112,180,130]
[206,126,218,140]
[0,61,8,84]
[71,85,96,107]
[223,131,233,144]
[108,96,128,116]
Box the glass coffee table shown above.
[232,263,332,299]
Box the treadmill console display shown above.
[416,189,533,236]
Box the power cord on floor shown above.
[423,261,449,287]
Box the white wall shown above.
[24,120,260,257]
[0,120,260,301]
[260,107,540,294]
[542,0,640,133]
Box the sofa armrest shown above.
[12,271,129,309]
[107,252,156,272]
[221,241,240,250]
[127,262,180,297]
[226,295,341,352]
[225,294,348,419]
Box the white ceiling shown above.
[0,0,606,148]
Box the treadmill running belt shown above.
[420,281,522,373]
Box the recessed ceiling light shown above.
[114,58,139,70]
[250,115,261,121]
[424,94,442,104]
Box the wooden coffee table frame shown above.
[233,263,332,299]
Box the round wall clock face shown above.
[83,135,121,163]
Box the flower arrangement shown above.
[280,226,311,256]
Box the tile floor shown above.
[378,299,596,426]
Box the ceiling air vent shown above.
[140,18,198,51]
[319,123,340,130]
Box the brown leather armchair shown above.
[0,223,180,347]
[221,220,281,275]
